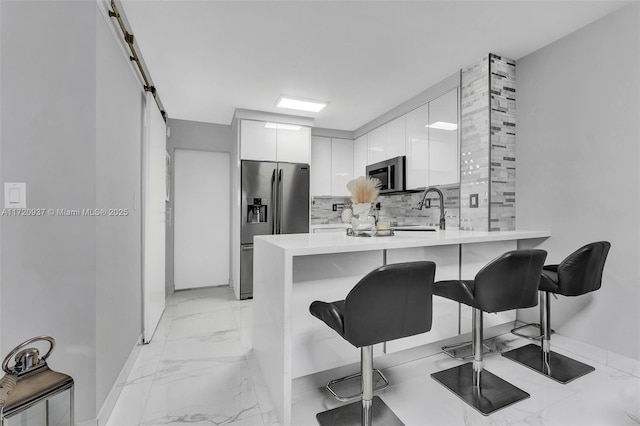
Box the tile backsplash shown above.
[311,186,460,228]
[310,196,351,224]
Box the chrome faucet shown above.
[417,186,446,230]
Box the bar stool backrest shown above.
[473,250,547,313]
[344,261,436,348]
[555,241,611,296]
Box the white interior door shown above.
[142,92,166,343]
[174,149,230,290]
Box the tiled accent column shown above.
[460,56,491,231]
[460,54,516,231]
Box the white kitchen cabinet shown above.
[310,136,332,196]
[385,115,406,158]
[310,136,354,197]
[404,87,459,189]
[331,138,354,196]
[428,88,459,185]
[240,120,310,163]
[240,120,277,161]
[353,135,368,178]
[311,224,351,233]
[405,103,429,189]
[277,126,311,163]
[367,125,387,164]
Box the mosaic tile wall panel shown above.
[311,188,460,228]
[489,54,516,231]
[460,54,516,231]
[310,196,351,224]
[376,187,460,228]
[460,56,491,230]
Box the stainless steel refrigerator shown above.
[240,160,310,299]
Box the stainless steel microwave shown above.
[366,156,406,194]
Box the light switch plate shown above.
[470,193,479,208]
[4,183,26,208]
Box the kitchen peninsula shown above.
[252,228,550,425]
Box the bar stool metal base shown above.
[511,323,555,341]
[442,341,493,360]
[326,369,389,402]
[430,363,530,416]
[316,396,404,426]
[502,343,595,384]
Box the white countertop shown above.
[255,229,550,256]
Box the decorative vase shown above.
[351,203,374,231]
[341,208,353,224]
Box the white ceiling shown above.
[120,0,631,131]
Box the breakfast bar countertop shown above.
[255,228,551,256]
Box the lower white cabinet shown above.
[311,224,351,233]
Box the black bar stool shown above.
[502,241,611,383]
[430,249,547,416]
[309,261,436,426]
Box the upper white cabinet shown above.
[331,138,354,196]
[366,116,406,166]
[310,136,354,197]
[310,136,332,196]
[405,103,429,189]
[353,135,368,179]
[240,120,277,161]
[240,120,310,163]
[404,88,459,189]
[428,88,459,186]
[386,115,406,158]
[367,125,387,164]
[277,126,311,163]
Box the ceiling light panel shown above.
[276,96,327,113]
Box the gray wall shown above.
[516,3,640,361]
[166,119,232,294]
[1,1,98,421]
[1,1,145,422]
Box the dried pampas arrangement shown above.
[346,176,381,205]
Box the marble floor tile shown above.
[166,309,238,341]
[107,286,640,426]
[140,360,261,426]
[173,295,235,318]
[107,380,154,426]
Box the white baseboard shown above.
[96,334,143,426]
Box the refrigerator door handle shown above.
[270,169,277,234]
[277,169,283,234]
